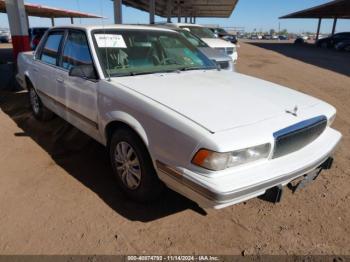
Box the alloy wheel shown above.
[114,141,142,190]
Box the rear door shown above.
[32,29,65,111]
[56,29,100,138]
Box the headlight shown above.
[192,143,271,171]
[328,114,336,126]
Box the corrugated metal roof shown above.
[0,0,102,18]
[280,0,350,19]
[123,0,239,18]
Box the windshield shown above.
[217,28,228,34]
[92,29,216,77]
[180,26,216,39]
[178,30,208,48]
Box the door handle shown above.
[56,78,64,83]
[33,68,38,73]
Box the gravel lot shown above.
[0,41,349,255]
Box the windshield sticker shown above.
[95,34,127,48]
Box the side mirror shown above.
[69,64,98,80]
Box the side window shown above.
[62,31,93,70]
[40,31,64,65]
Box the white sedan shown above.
[17,25,341,209]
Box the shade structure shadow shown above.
[248,41,350,77]
[0,91,206,222]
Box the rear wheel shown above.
[321,42,328,48]
[109,127,164,202]
[28,86,54,121]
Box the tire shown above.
[109,127,164,202]
[321,42,328,48]
[28,85,55,121]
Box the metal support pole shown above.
[177,3,181,23]
[149,0,155,24]
[5,0,30,59]
[185,17,188,23]
[193,16,196,24]
[114,0,122,24]
[331,18,338,35]
[51,17,55,27]
[70,17,74,24]
[316,18,322,41]
[26,13,29,28]
[166,0,172,23]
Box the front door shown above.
[56,29,100,140]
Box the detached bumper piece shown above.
[260,185,284,203]
[288,157,334,193]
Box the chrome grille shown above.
[215,47,235,55]
[226,47,234,55]
[273,115,328,158]
[216,48,226,54]
[217,61,229,69]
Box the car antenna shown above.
[99,0,111,82]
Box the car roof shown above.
[50,24,175,33]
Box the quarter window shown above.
[62,31,93,70]
[40,31,64,65]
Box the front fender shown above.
[102,111,149,147]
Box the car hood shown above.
[112,71,320,133]
[201,38,235,48]
[198,47,231,62]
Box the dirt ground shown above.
[0,41,349,255]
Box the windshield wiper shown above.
[113,71,158,77]
[179,66,217,71]
[111,66,217,77]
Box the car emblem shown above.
[285,105,298,117]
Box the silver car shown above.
[0,29,11,43]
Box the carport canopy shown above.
[0,0,102,19]
[280,0,350,40]
[123,0,239,18]
[280,0,350,19]
[112,0,239,24]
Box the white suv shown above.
[163,23,238,64]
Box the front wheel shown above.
[344,45,350,52]
[28,87,54,121]
[109,128,164,202]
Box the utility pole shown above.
[278,22,280,34]
[5,0,30,59]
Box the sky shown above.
[0,0,349,34]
